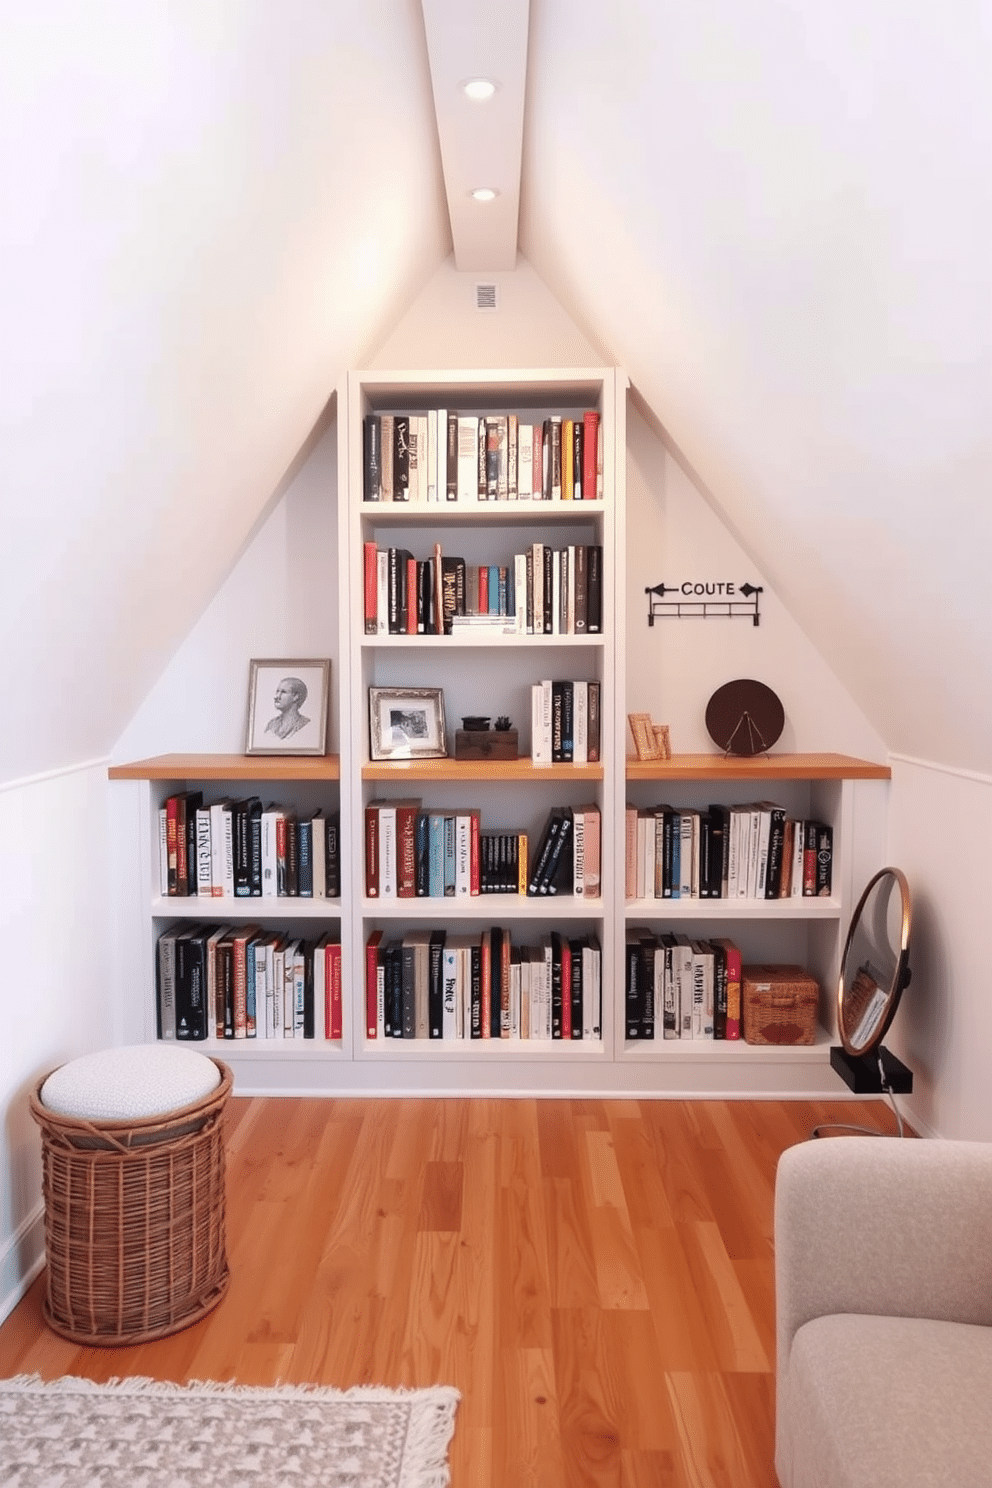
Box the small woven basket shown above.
[742,964,820,1045]
[30,1058,232,1346]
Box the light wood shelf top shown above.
[109,753,341,782]
[362,757,603,783]
[624,752,890,781]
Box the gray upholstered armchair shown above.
[774,1135,992,1488]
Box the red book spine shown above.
[478,565,488,612]
[364,542,378,634]
[365,931,382,1039]
[326,941,342,1040]
[480,933,491,1039]
[406,556,418,635]
[470,811,480,896]
[532,424,544,499]
[165,796,179,895]
[561,940,572,1038]
[396,802,418,897]
[583,411,599,501]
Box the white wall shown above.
[0,763,114,1320]
[887,759,992,1141]
[114,423,339,762]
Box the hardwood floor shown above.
[0,1094,903,1486]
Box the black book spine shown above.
[325,812,340,898]
[586,545,603,633]
[297,817,313,897]
[401,943,416,1038]
[550,930,564,1039]
[176,930,208,1041]
[363,414,382,501]
[446,411,458,501]
[303,942,315,1038]
[285,815,299,897]
[765,807,786,898]
[639,936,655,1040]
[388,945,404,1037]
[815,822,833,896]
[490,926,504,1038]
[415,812,430,896]
[569,936,584,1039]
[542,810,574,896]
[542,545,554,631]
[233,800,252,897]
[248,798,263,896]
[551,681,564,762]
[527,810,562,896]
[711,940,728,1039]
[625,937,641,1040]
[428,931,445,1038]
[559,682,574,762]
[393,416,410,500]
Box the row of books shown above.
[157,921,342,1042]
[365,927,602,1040]
[626,930,742,1040]
[363,542,603,638]
[364,801,602,899]
[363,409,602,504]
[625,803,833,901]
[158,793,340,899]
[531,679,601,764]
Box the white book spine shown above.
[260,809,281,897]
[572,809,585,897]
[195,808,212,896]
[313,942,325,1041]
[518,422,533,497]
[222,810,235,898]
[513,552,528,634]
[426,410,437,502]
[435,407,447,501]
[158,808,169,896]
[456,416,479,501]
[679,814,694,900]
[455,814,471,896]
[442,946,459,1039]
[379,806,397,898]
[572,681,588,764]
[293,951,306,1037]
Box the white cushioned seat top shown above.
[40,1043,221,1120]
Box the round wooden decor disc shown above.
[705,679,785,756]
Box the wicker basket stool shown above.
[29,1044,232,1346]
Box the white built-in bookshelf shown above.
[109,367,891,1097]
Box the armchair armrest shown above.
[775,1136,992,1370]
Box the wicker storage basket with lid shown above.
[30,1044,231,1345]
[742,964,820,1045]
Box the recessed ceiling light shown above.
[470,187,498,202]
[462,77,497,101]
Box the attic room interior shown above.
[2,2,991,1485]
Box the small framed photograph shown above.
[628,712,660,760]
[245,659,330,755]
[369,686,447,761]
[652,723,672,760]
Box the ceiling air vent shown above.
[475,281,499,312]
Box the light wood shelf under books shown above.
[360,499,608,525]
[364,895,604,920]
[109,753,341,782]
[625,752,890,782]
[362,758,603,783]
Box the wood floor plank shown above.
[0,1093,904,1488]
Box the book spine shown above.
[363,415,381,501]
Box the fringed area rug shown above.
[0,1375,460,1488]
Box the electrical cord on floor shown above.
[810,1052,906,1139]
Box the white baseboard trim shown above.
[0,1201,45,1326]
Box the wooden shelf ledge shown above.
[109,752,341,782]
[362,758,603,782]
[625,752,890,782]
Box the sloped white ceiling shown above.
[521,0,992,774]
[4,0,990,783]
[0,0,450,783]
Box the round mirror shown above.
[837,867,911,1058]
